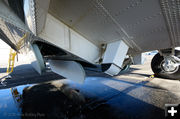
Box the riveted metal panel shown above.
[24,0,50,35]
[48,0,180,53]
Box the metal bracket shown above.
[49,60,85,83]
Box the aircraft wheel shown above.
[151,50,180,80]
[121,65,130,72]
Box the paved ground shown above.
[0,54,180,119]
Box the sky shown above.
[0,39,10,49]
[0,39,10,63]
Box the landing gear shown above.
[151,50,180,80]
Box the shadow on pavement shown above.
[17,80,165,119]
[0,63,172,119]
[0,67,6,73]
[0,64,63,89]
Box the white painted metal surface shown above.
[48,0,177,53]
[103,40,129,67]
[29,44,45,74]
[39,14,100,64]
[49,60,85,83]
[1,0,180,81]
[24,0,50,35]
[103,40,129,75]
[104,64,121,76]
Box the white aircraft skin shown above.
[0,0,180,82]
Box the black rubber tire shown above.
[151,50,180,80]
[121,65,130,72]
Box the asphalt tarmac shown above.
[0,55,180,119]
